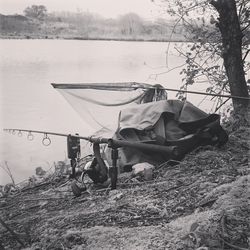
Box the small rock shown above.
[175,206,184,213]
[190,222,199,232]
[39,201,48,208]
[132,162,155,180]
[109,190,123,201]
[0,200,7,207]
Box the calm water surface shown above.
[0,39,214,184]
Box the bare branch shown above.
[243,49,250,62]
[0,161,16,185]
[215,97,230,112]
[165,16,183,67]
[0,217,25,247]
[238,0,245,18]
[147,62,187,80]
[241,22,250,32]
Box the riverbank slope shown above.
[0,124,249,249]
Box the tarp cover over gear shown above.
[52,83,228,175]
[110,99,228,171]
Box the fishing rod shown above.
[52,82,250,101]
[3,128,178,155]
[3,128,179,190]
[3,128,89,145]
[153,86,250,101]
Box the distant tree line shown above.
[3,4,246,42]
[45,9,184,39]
[0,5,187,40]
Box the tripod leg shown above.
[70,158,76,178]
[110,148,118,189]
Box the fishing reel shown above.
[70,142,117,197]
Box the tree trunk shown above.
[210,0,249,116]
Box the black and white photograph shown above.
[0,0,249,249]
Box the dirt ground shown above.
[0,126,249,250]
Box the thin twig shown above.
[20,182,51,193]
[166,16,183,67]
[219,236,248,250]
[4,162,15,185]
[60,242,65,250]
[23,197,72,202]
[215,98,230,112]
[241,23,250,32]
[0,217,25,247]
[220,212,226,250]
[0,163,15,186]
[157,160,181,170]
[242,49,250,62]
[147,63,186,80]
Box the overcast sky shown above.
[0,0,164,19]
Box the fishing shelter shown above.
[52,83,228,173]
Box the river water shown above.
[0,39,215,185]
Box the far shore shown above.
[0,34,187,43]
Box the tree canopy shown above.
[162,0,249,120]
[24,5,48,20]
